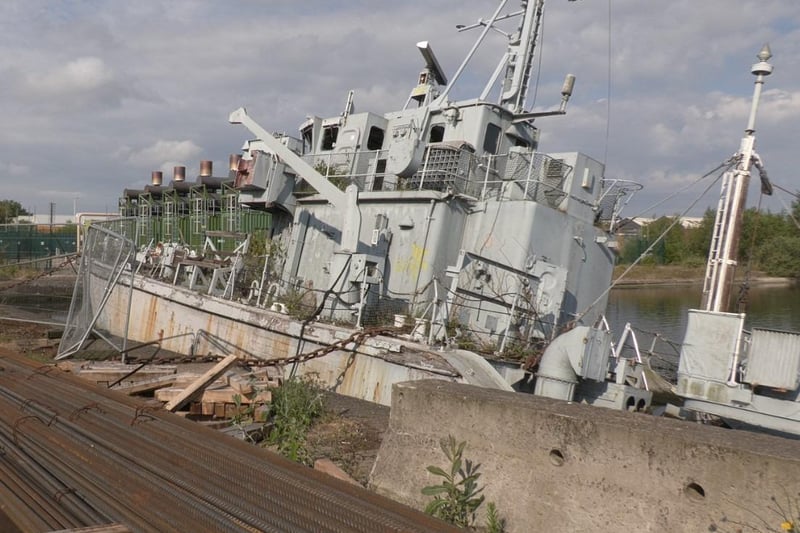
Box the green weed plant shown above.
[422,435,486,528]
[267,377,323,465]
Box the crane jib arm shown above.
[228,107,347,208]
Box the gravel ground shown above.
[308,391,390,485]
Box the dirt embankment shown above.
[612,265,796,287]
[0,272,78,293]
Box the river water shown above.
[607,283,800,340]
[604,282,800,377]
[3,280,799,378]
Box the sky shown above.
[1,0,799,220]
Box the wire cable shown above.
[625,159,734,220]
[602,0,612,166]
[575,163,730,324]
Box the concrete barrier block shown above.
[369,380,800,533]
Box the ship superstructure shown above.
[223,2,629,346]
[61,1,647,408]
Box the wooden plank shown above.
[111,374,177,394]
[173,374,204,387]
[176,258,223,269]
[156,387,271,405]
[226,372,253,395]
[164,354,239,412]
[74,364,177,385]
[110,372,197,395]
[249,366,283,382]
[190,402,244,417]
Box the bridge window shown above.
[367,126,385,150]
[301,125,313,154]
[321,125,339,151]
[512,136,530,149]
[429,124,444,143]
[483,123,502,154]
[372,159,386,191]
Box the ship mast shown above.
[500,0,545,113]
[441,1,577,117]
[701,45,773,312]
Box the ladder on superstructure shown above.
[221,184,241,233]
[190,188,209,248]
[137,195,153,248]
[163,193,177,242]
[701,170,734,310]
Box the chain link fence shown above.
[0,224,78,271]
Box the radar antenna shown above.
[404,41,448,108]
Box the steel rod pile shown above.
[0,349,456,533]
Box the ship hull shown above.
[90,269,510,405]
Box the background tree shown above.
[617,205,800,278]
[739,209,786,263]
[626,216,687,265]
[0,200,30,224]
[792,197,800,223]
[754,234,800,277]
[684,209,715,261]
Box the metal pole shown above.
[706,45,772,312]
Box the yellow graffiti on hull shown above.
[395,243,428,275]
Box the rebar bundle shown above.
[0,349,455,533]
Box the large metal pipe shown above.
[124,189,145,198]
[229,154,242,172]
[151,171,163,186]
[199,160,213,177]
[170,181,193,193]
[534,326,589,401]
[173,165,186,182]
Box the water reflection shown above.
[740,285,800,332]
[606,286,700,345]
[0,291,72,324]
[607,282,800,346]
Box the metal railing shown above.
[300,144,577,204]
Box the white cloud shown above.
[126,140,203,168]
[759,89,800,123]
[28,57,114,95]
[5,55,145,114]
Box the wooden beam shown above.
[70,363,177,386]
[164,354,239,412]
[111,373,199,395]
[156,387,271,405]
